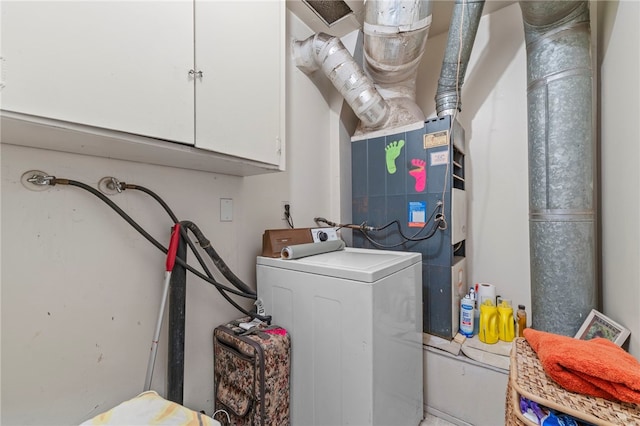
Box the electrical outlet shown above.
[311,227,339,243]
[281,201,290,221]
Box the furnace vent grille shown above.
[303,0,353,26]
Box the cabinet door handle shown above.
[188,69,203,78]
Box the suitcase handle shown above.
[215,335,256,361]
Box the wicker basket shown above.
[505,337,640,426]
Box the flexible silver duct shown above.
[435,0,486,117]
[293,0,432,136]
[293,33,390,128]
[519,1,596,336]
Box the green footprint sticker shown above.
[385,139,405,174]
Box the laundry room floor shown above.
[421,414,456,425]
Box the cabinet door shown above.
[194,1,285,167]
[1,1,195,145]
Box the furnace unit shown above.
[352,116,467,338]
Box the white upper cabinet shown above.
[1,1,195,144]
[194,1,285,167]
[1,1,285,172]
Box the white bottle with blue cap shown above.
[459,291,475,337]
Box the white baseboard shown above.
[425,406,473,426]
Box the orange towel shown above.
[524,328,640,404]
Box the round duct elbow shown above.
[292,33,390,128]
[292,36,321,74]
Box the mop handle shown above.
[144,224,181,391]
[165,223,181,272]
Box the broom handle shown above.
[144,224,181,392]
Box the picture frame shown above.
[574,309,630,346]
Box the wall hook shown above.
[21,170,54,191]
[98,176,123,195]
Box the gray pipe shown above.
[519,1,596,336]
[292,33,390,128]
[292,0,432,135]
[362,0,432,95]
[435,0,486,117]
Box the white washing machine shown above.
[257,247,423,426]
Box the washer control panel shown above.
[311,227,339,243]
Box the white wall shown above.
[600,0,640,356]
[0,10,333,426]
[1,146,248,424]
[412,1,640,359]
[417,5,530,423]
[2,1,639,424]
[415,3,532,322]
[416,2,639,422]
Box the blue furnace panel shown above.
[351,116,466,338]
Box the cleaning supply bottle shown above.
[459,292,474,337]
[478,299,499,344]
[517,304,527,337]
[498,300,515,342]
[470,287,479,336]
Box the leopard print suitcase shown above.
[213,318,290,426]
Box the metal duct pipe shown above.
[293,0,432,135]
[362,0,432,98]
[435,0,485,117]
[293,33,390,128]
[519,1,596,336]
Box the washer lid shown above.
[257,247,421,282]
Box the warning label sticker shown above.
[430,150,449,166]
[423,130,449,149]
[408,201,427,228]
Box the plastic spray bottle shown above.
[470,287,479,336]
[459,292,474,337]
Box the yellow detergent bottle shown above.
[479,299,499,344]
[498,300,515,342]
